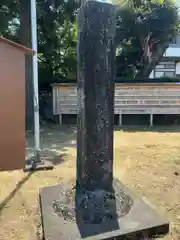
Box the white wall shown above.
[164,47,180,58]
[176,61,180,75]
[149,70,154,78]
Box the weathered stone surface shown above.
[40,179,169,240]
[77,0,116,192]
[52,179,133,224]
[75,0,118,224]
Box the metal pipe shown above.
[31,0,40,162]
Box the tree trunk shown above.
[20,0,34,130]
[135,43,169,78]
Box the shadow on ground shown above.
[26,124,77,165]
[0,172,33,214]
[0,125,77,214]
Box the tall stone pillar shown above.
[77,0,116,192]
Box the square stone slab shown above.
[40,179,169,240]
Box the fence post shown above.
[150,114,153,127]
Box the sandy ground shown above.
[0,125,180,240]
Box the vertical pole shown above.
[119,114,122,126]
[59,115,62,124]
[31,0,40,162]
[150,114,153,127]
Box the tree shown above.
[1,0,179,83]
[0,0,80,126]
[19,0,34,130]
[0,0,19,37]
[115,0,179,78]
[37,0,80,88]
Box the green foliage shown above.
[115,0,179,78]
[37,0,80,82]
[0,0,19,37]
[0,0,80,88]
[0,0,179,86]
[159,76,180,82]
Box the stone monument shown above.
[40,0,169,239]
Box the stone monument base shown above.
[40,179,169,240]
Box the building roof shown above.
[0,37,35,54]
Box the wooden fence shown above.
[52,83,180,126]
